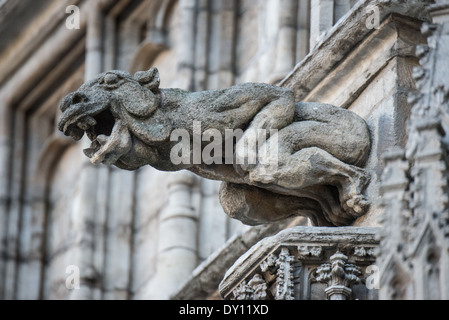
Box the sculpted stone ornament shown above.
[58,67,371,226]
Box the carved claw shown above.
[343,194,370,217]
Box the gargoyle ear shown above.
[134,67,160,92]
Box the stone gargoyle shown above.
[58,67,371,227]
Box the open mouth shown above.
[58,92,132,165]
[82,109,115,156]
[59,97,113,141]
[76,109,131,165]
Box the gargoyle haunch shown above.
[58,67,371,227]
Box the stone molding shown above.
[280,0,432,101]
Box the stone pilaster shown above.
[377,8,449,299]
[154,171,199,299]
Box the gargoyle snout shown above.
[58,89,111,141]
[60,91,89,112]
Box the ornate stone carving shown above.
[232,274,269,300]
[353,246,376,258]
[377,16,449,299]
[315,252,361,300]
[297,245,323,260]
[248,274,269,300]
[257,249,295,300]
[273,248,295,300]
[219,226,380,300]
[58,68,371,226]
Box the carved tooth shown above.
[77,116,97,131]
[67,125,84,141]
[86,128,97,141]
[83,148,96,158]
[86,116,97,127]
[77,121,91,131]
[83,140,101,158]
[97,135,108,145]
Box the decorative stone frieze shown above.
[219,226,380,300]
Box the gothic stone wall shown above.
[0,0,333,300]
[174,0,434,300]
[0,0,434,300]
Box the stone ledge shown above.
[171,217,306,300]
[279,0,431,101]
[303,14,425,109]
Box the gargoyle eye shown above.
[104,73,120,85]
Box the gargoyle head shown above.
[58,67,164,166]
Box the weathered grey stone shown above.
[57,68,372,226]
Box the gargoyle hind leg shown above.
[234,93,296,173]
[248,121,371,216]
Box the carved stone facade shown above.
[1,0,449,301]
[377,2,449,299]
[0,0,315,300]
[219,227,379,300]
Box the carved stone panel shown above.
[219,226,380,300]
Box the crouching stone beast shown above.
[58,67,371,226]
